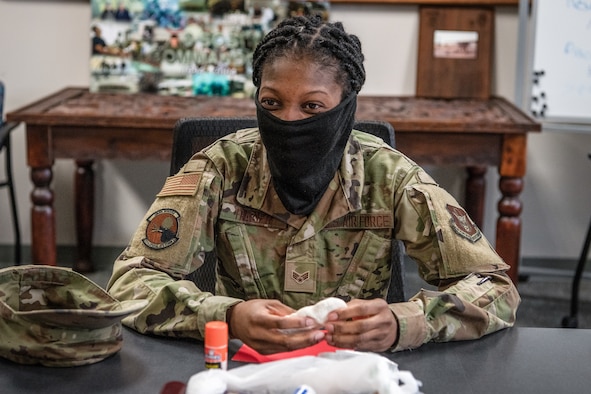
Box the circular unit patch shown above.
[143,208,180,250]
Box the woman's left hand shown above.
[324,298,398,352]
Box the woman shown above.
[107,15,520,354]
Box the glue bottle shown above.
[204,321,228,370]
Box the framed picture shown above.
[90,0,330,97]
[416,6,494,99]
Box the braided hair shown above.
[252,15,366,97]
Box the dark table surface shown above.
[2,326,590,393]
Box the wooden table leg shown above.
[496,176,523,284]
[30,166,56,266]
[74,160,95,273]
[496,134,527,285]
[465,165,487,229]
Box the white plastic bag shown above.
[186,350,422,394]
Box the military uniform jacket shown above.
[107,128,520,351]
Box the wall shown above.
[1,1,590,263]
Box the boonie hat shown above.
[0,265,147,367]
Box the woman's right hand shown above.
[227,299,325,354]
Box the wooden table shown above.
[7,87,540,282]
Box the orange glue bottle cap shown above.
[205,321,228,347]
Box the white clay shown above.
[290,297,347,324]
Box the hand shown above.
[228,299,325,354]
[324,298,398,352]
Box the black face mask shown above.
[256,92,357,215]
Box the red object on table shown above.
[232,340,343,363]
[160,381,186,394]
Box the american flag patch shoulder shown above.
[157,173,201,197]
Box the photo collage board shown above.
[90,0,330,98]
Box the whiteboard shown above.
[529,0,591,125]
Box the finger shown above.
[254,328,326,354]
[326,314,373,336]
[256,301,308,330]
[327,298,387,321]
[275,315,320,331]
[325,322,384,351]
[280,328,326,351]
[331,332,391,352]
[261,304,320,331]
[265,300,297,316]
[325,312,397,352]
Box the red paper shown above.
[232,340,343,363]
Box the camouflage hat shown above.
[0,265,147,367]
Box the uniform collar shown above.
[236,133,365,236]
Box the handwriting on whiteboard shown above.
[530,0,591,123]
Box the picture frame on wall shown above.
[416,5,494,99]
[90,0,330,98]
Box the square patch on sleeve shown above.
[157,173,200,197]
[446,204,482,243]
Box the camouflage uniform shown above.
[107,128,520,351]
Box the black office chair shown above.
[0,81,21,265]
[170,117,258,176]
[170,117,405,303]
[562,152,591,328]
